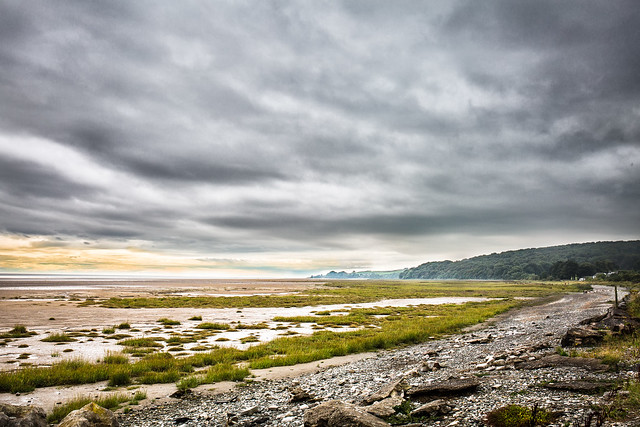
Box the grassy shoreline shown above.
[0,281,590,394]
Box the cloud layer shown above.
[0,1,638,276]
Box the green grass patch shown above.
[138,369,181,384]
[177,363,250,390]
[105,333,132,340]
[188,315,202,321]
[0,325,37,339]
[117,322,131,330]
[157,318,181,326]
[108,369,131,387]
[41,333,76,343]
[196,322,230,330]
[165,335,197,344]
[486,404,560,427]
[236,322,270,329]
[103,352,129,364]
[118,338,162,348]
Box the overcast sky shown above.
[0,1,638,277]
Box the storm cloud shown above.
[0,1,638,275]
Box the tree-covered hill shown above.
[399,240,640,280]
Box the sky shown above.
[0,1,639,278]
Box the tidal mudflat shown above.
[0,279,496,370]
[0,278,587,418]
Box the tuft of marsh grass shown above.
[236,323,270,330]
[41,333,76,343]
[157,318,181,326]
[138,370,181,384]
[240,336,260,344]
[188,315,202,321]
[165,335,197,344]
[118,338,162,348]
[102,352,129,364]
[177,364,249,390]
[196,322,230,330]
[485,404,559,427]
[0,325,37,339]
[105,333,132,340]
[117,322,131,330]
[108,370,131,387]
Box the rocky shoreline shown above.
[117,285,635,426]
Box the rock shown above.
[239,406,260,417]
[420,361,442,371]
[290,386,316,403]
[304,400,390,427]
[0,403,47,427]
[517,354,609,372]
[543,380,616,394]
[467,335,493,344]
[241,415,270,426]
[58,402,118,427]
[361,378,405,405]
[365,396,403,418]
[406,377,480,399]
[561,326,608,347]
[169,388,192,399]
[410,399,452,417]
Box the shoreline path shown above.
[120,285,635,426]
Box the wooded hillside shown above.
[399,241,640,280]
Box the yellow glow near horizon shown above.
[0,235,342,277]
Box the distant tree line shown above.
[310,270,402,279]
[399,241,640,281]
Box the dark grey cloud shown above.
[0,155,96,200]
[0,0,638,273]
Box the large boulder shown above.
[57,402,118,427]
[0,403,47,427]
[304,400,390,427]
